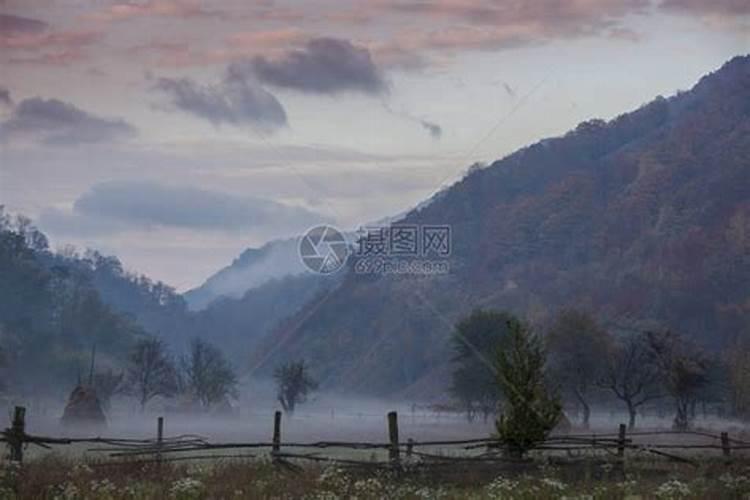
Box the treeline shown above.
[0,209,147,394]
[451,309,750,430]
[0,207,329,399]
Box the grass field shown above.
[2,452,750,499]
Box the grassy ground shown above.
[1,454,750,499]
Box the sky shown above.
[0,0,748,291]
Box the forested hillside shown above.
[252,55,750,397]
[0,211,146,394]
[0,211,333,395]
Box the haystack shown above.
[61,384,107,428]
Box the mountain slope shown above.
[183,238,309,310]
[253,55,750,397]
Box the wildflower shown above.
[170,477,204,500]
[719,473,750,493]
[486,476,520,499]
[540,477,567,492]
[655,479,691,499]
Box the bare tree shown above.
[598,332,662,429]
[646,331,709,430]
[126,337,178,411]
[546,310,611,428]
[274,360,318,414]
[93,368,125,411]
[183,338,238,409]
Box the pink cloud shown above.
[0,29,99,50]
[126,29,310,68]
[0,25,100,65]
[332,0,651,68]
[86,0,225,22]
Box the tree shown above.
[726,340,750,419]
[599,332,662,429]
[646,331,709,430]
[494,317,561,457]
[274,359,318,414]
[450,309,514,421]
[183,338,238,408]
[546,310,611,428]
[93,369,125,411]
[126,338,178,411]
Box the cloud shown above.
[381,101,442,139]
[86,0,225,23]
[419,119,442,139]
[659,0,750,29]
[660,0,750,16]
[0,97,136,145]
[39,180,330,236]
[153,67,287,130]
[0,14,48,34]
[251,37,387,95]
[0,18,100,66]
[343,0,651,66]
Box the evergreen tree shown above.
[494,318,561,457]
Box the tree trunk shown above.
[574,389,590,429]
[581,401,590,429]
[627,401,637,430]
[673,399,690,430]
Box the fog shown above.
[6,382,749,462]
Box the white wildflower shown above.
[655,479,691,499]
[170,477,204,499]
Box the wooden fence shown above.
[3,406,750,469]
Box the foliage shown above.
[545,309,611,428]
[274,359,319,414]
[494,317,561,457]
[449,309,515,421]
[0,207,145,395]
[646,330,711,430]
[182,338,238,408]
[125,337,178,411]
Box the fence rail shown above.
[2,406,748,469]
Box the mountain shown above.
[184,238,310,310]
[252,55,750,398]
[67,246,336,367]
[182,211,421,311]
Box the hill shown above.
[252,55,750,397]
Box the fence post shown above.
[406,438,414,459]
[721,431,731,462]
[617,423,627,459]
[272,411,282,455]
[156,416,164,465]
[8,406,26,464]
[387,411,400,466]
